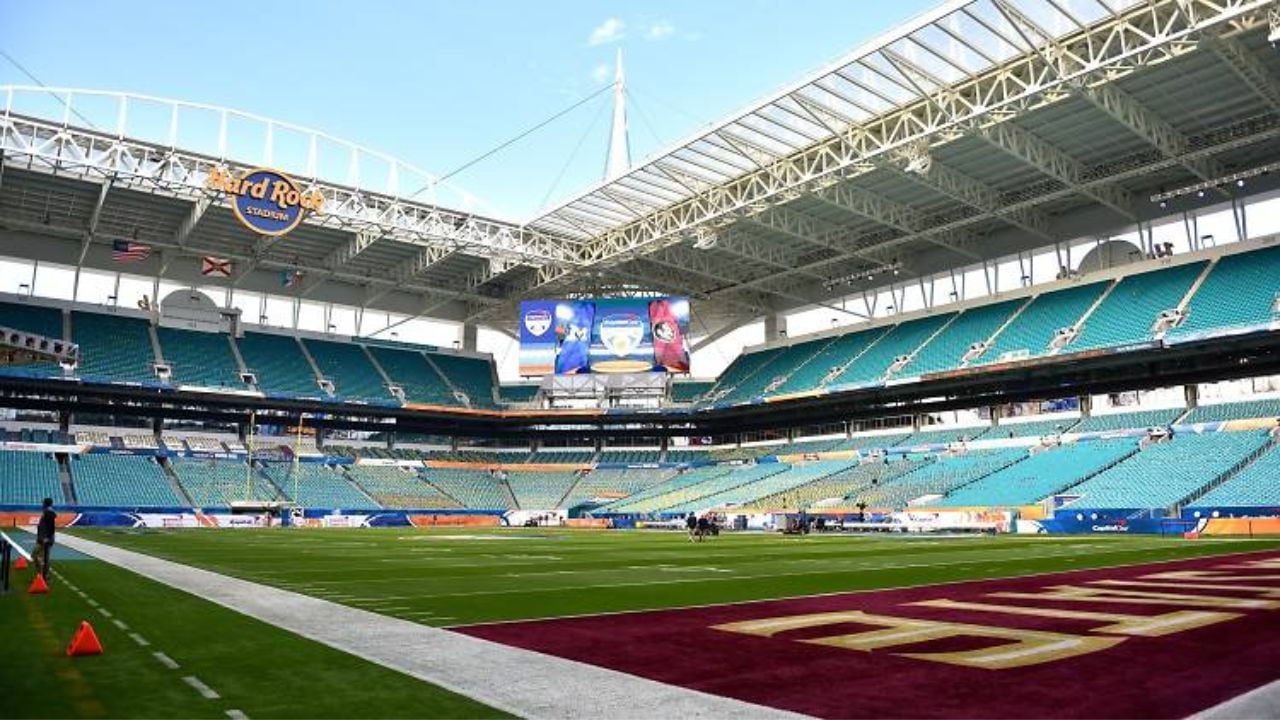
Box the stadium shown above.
[3,0,1280,717]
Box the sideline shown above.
[57,533,803,720]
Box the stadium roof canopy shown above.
[2,0,1278,337]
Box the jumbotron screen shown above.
[518,297,690,375]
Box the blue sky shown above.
[2,0,938,220]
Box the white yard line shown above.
[59,534,804,720]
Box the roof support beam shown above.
[159,194,212,275]
[895,158,1056,242]
[1079,82,1225,191]
[1204,33,1280,114]
[361,245,456,307]
[976,121,1136,220]
[320,228,385,270]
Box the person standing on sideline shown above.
[34,497,56,579]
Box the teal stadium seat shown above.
[499,385,539,404]
[972,282,1110,366]
[1067,431,1270,509]
[904,426,990,445]
[0,301,64,378]
[621,463,789,514]
[743,458,921,511]
[238,332,321,396]
[599,465,734,513]
[532,450,595,464]
[1072,408,1184,433]
[1183,398,1280,424]
[261,462,378,509]
[856,450,1025,509]
[427,352,498,408]
[1191,442,1280,507]
[71,454,182,507]
[1069,262,1206,352]
[171,459,280,506]
[0,450,62,505]
[73,312,158,384]
[507,471,580,509]
[829,314,955,387]
[559,468,675,508]
[988,417,1079,439]
[303,339,390,402]
[422,468,514,509]
[938,439,1138,507]
[670,381,713,403]
[897,299,1023,376]
[1171,245,1280,339]
[156,327,244,388]
[597,450,662,464]
[716,345,814,404]
[368,346,454,405]
[771,328,889,396]
[343,466,458,509]
[703,346,790,404]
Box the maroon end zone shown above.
[459,551,1280,719]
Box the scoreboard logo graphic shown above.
[519,297,690,376]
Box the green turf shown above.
[66,528,1280,627]
[0,551,505,719]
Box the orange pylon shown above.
[66,621,104,657]
[28,574,49,594]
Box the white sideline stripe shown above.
[112,619,129,631]
[1196,679,1280,719]
[97,608,113,618]
[129,633,150,647]
[59,534,804,720]
[225,710,249,720]
[183,675,221,700]
[153,651,180,669]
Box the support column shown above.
[1078,395,1093,418]
[1184,384,1200,411]
[764,313,788,342]
[462,323,479,352]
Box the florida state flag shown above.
[201,256,232,278]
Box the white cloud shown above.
[588,17,625,46]
[591,63,610,83]
[644,20,675,41]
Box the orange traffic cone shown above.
[28,574,49,594]
[66,621,104,657]
[14,556,28,570]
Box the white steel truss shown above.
[547,0,1271,266]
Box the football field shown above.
[4,529,1280,718]
[59,528,1280,626]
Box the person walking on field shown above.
[34,497,56,579]
[686,513,698,542]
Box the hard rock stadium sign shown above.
[206,166,324,236]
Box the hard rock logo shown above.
[206,166,324,237]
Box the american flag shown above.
[111,240,151,263]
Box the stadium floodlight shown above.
[1149,160,1280,203]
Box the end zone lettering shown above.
[207,166,324,236]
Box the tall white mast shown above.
[604,47,631,181]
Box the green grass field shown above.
[5,528,1279,718]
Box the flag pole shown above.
[294,415,302,503]
[246,411,256,501]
